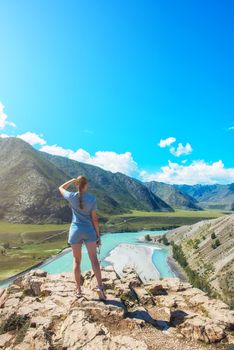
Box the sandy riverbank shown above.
[104,243,161,282]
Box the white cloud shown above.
[40,144,138,175]
[158,136,193,157]
[228,126,234,130]
[17,132,46,146]
[170,142,193,157]
[0,102,16,129]
[40,144,74,157]
[0,133,10,138]
[158,137,176,148]
[140,160,234,185]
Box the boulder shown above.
[179,315,226,343]
[161,278,192,292]
[131,286,155,305]
[21,275,44,296]
[29,269,48,278]
[147,306,171,323]
[144,282,166,296]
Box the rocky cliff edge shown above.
[0,266,233,350]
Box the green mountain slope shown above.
[41,152,173,213]
[0,137,70,223]
[145,181,201,210]
[0,137,172,223]
[177,184,234,211]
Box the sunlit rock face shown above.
[0,266,233,349]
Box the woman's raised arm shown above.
[58,178,77,195]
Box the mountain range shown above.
[145,181,201,210]
[177,184,234,211]
[0,138,172,223]
[0,137,233,223]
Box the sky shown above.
[0,0,233,185]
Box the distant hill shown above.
[145,181,201,210]
[166,214,234,307]
[0,138,172,223]
[177,184,234,211]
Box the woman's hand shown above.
[96,235,101,246]
[59,178,79,194]
[72,178,79,185]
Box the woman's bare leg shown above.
[71,243,83,292]
[85,242,103,287]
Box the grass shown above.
[111,209,227,218]
[0,221,69,280]
[0,221,69,234]
[101,209,229,232]
[0,209,230,281]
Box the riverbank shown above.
[166,256,187,282]
[104,243,161,282]
[138,234,188,281]
[0,246,71,288]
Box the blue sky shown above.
[0,0,233,184]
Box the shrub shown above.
[193,239,200,249]
[3,242,10,249]
[211,232,216,240]
[212,239,221,249]
[172,243,188,268]
[162,234,170,246]
[144,234,152,242]
[172,243,211,293]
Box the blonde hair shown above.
[76,175,88,209]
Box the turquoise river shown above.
[0,230,175,289]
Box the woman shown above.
[59,175,106,300]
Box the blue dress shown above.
[62,190,97,245]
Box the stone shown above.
[147,306,171,322]
[30,315,53,328]
[0,289,7,308]
[162,278,192,292]
[144,282,166,296]
[0,333,14,348]
[3,297,20,309]
[13,326,51,350]
[21,275,44,296]
[58,308,108,350]
[29,269,47,277]
[0,292,8,309]
[109,335,148,350]
[131,286,154,305]
[121,267,142,287]
[179,315,226,343]
[154,295,178,308]
[0,288,5,298]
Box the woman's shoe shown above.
[94,285,106,300]
[75,289,83,298]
